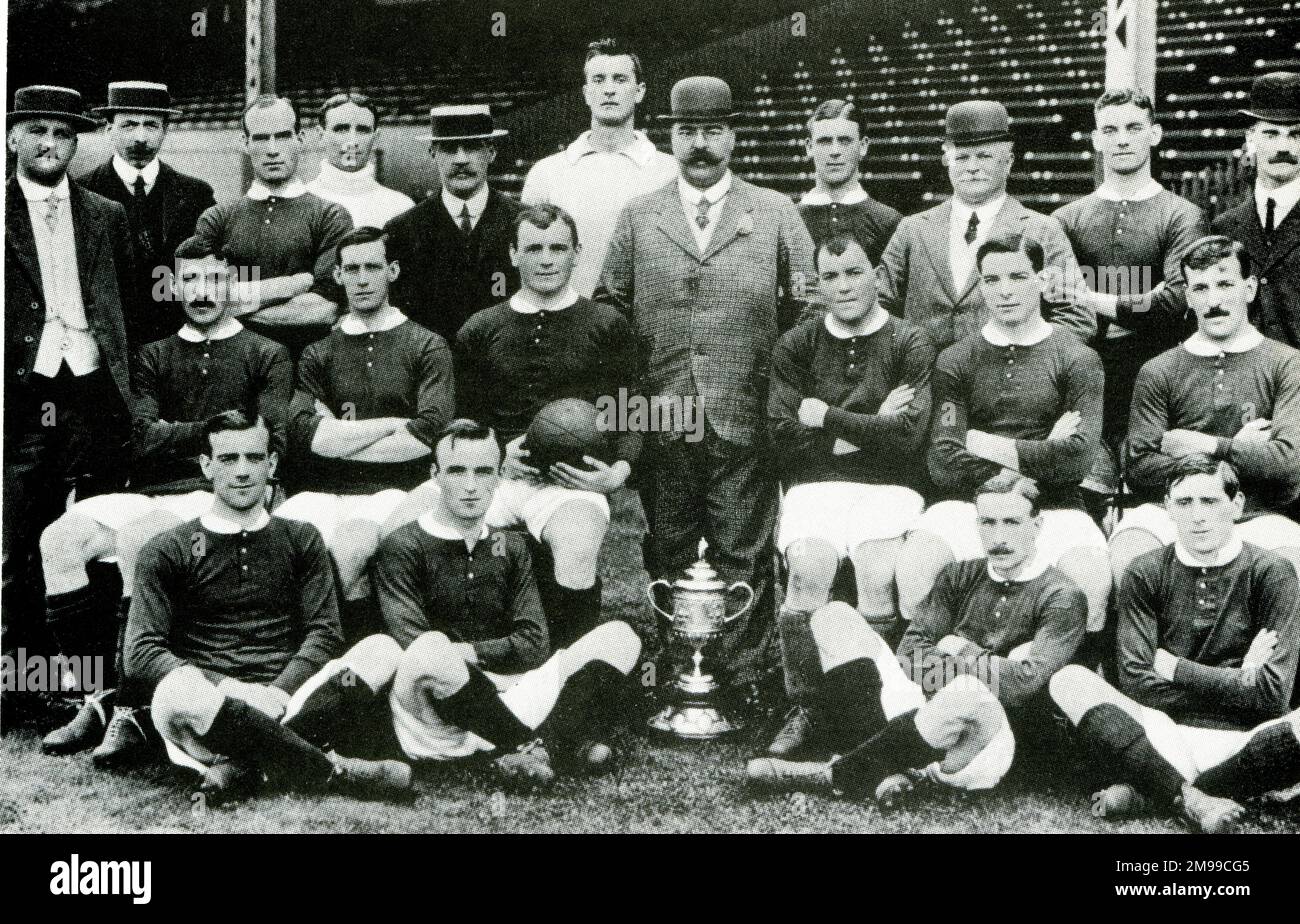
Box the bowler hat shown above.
[944,100,1012,146]
[420,104,508,142]
[7,85,100,132]
[1240,71,1300,125]
[656,76,740,123]
[93,81,183,118]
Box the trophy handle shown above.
[647,579,675,621]
[723,581,755,622]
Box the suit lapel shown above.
[654,184,702,261]
[1260,204,1300,273]
[701,181,750,263]
[920,201,957,301]
[955,197,1025,304]
[5,178,44,290]
[70,184,100,299]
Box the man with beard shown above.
[1111,236,1300,583]
[79,81,216,349]
[797,99,901,265]
[597,76,816,688]
[522,38,677,297]
[306,92,414,229]
[37,245,290,764]
[1212,72,1300,351]
[384,104,521,344]
[4,85,134,680]
[125,411,413,804]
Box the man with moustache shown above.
[1111,236,1300,583]
[597,76,816,687]
[522,38,677,297]
[876,100,1091,353]
[896,235,1111,649]
[306,92,414,229]
[37,244,291,763]
[1212,72,1300,351]
[797,99,901,264]
[4,86,134,672]
[764,233,934,754]
[276,227,453,641]
[384,104,521,344]
[79,81,216,349]
[747,473,1084,804]
[181,95,353,359]
[1051,89,1205,506]
[125,411,413,804]
[373,420,643,784]
[1051,456,1300,834]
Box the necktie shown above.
[132,175,147,203]
[964,211,980,246]
[1265,197,1277,236]
[695,196,712,230]
[459,204,473,235]
[44,195,60,233]
[132,176,153,256]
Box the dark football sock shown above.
[539,659,626,749]
[198,697,333,788]
[434,666,535,751]
[112,597,147,709]
[831,708,944,798]
[284,668,388,754]
[1076,703,1185,807]
[1196,722,1300,799]
[815,657,887,755]
[45,582,118,693]
[546,581,604,651]
[777,606,821,706]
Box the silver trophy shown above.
[647,541,755,739]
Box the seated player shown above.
[386,204,641,648]
[124,411,413,804]
[275,227,454,640]
[374,419,643,785]
[1050,455,1300,833]
[764,232,935,755]
[38,245,291,764]
[897,233,1111,640]
[1111,235,1300,583]
[746,473,1085,803]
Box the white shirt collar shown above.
[1095,179,1163,202]
[824,304,888,339]
[418,511,491,543]
[312,159,380,195]
[981,318,1054,347]
[1255,172,1300,228]
[112,154,161,194]
[952,194,1006,229]
[338,306,407,335]
[1174,534,1244,568]
[178,317,243,342]
[566,129,658,167]
[801,185,869,206]
[247,179,308,201]
[986,550,1051,584]
[1183,325,1264,356]
[17,173,71,202]
[200,507,271,534]
[510,287,579,315]
[442,184,490,222]
[678,172,732,207]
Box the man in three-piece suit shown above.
[78,81,215,350]
[384,104,521,345]
[1211,72,1300,352]
[4,85,134,661]
[597,76,816,687]
[876,100,1093,353]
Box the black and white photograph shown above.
[1,0,1299,875]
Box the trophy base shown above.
[648,702,745,740]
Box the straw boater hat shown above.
[93,81,183,119]
[7,85,100,132]
[420,104,509,142]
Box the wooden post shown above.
[242,0,277,187]
[1096,0,1158,186]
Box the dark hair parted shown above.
[585,38,642,83]
[1164,454,1242,500]
[335,226,389,265]
[1180,235,1252,280]
[514,203,580,249]
[976,233,1046,274]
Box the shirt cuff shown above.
[1154,648,1178,681]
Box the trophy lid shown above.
[672,540,728,592]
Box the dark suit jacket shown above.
[78,159,216,348]
[5,175,134,424]
[383,188,521,345]
[1213,197,1300,350]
